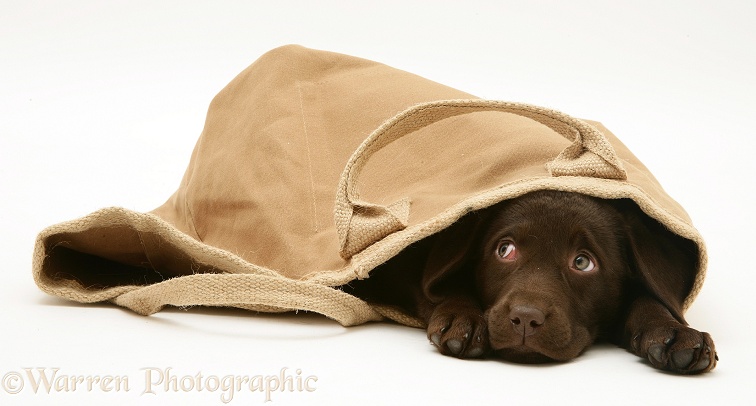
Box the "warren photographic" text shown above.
[2,366,317,403]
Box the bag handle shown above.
[111,272,384,327]
[334,99,627,259]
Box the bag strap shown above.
[334,99,627,259]
[112,272,384,326]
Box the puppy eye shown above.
[572,254,596,272]
[496,241,517,260]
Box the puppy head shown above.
[476,191,632,362]
[422,190,698,363]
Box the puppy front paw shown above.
[427,303,489,359]
[631,322,717,374]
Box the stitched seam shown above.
[297,82,320,233]
[183,150,203,242]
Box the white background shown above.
[2,1,754,404]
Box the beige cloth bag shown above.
[32,45,706,327]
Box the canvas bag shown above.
[32,45,707,327]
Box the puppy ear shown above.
[617,200,699,322]
[422,211,489,303]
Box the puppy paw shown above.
[427,305,489,359]
[631,322,717,374]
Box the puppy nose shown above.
[509,306,545,337]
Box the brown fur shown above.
[344,190,716,374]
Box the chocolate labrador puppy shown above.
[345,190,716,374]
